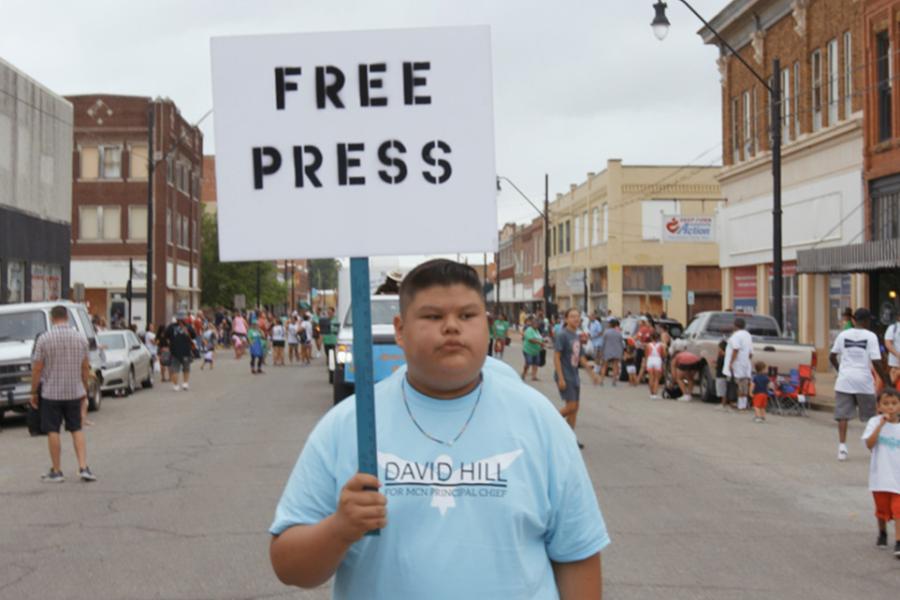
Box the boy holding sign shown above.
[269,259,609,598]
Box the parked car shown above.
[332,295,405,405]
[0,301,104,419]
[681,311,817,402]
[97,330,154,395]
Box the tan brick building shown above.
[704,0,866,365]
[548,160,723,325]
[68,95,203,328]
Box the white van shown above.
[0,301,104,420]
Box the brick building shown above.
[704,0,866,365]
[799,0,900,331]
[67,95,203,329]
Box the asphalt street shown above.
[0,345,897,599]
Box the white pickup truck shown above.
[0,301,105,421]
[681,311,817,402]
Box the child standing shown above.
[200,336,215,370]
[751,361,773,423]
[862,388,900,557]
[623,344,638,387]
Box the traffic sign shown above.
[661,284,672,301]
[687,290,695,305]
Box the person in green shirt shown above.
[247,320,267,375]
[492,313,510,358]
[842,307,854,331]
[521,315,545,381]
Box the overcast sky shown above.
[1,0,725,229]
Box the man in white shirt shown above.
[829,308,884,461]
[884,312,900,388]
[723,318,753,410]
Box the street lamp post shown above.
[497,175,552,318]
[651,0,784,330]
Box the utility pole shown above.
[145,102,154,326]
[544,174,551,318]
[290,261,295,310]
[127,258,134,327]
[495,231,501,308]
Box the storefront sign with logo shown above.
[661,215,715,242]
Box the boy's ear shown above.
[394,314,405,349]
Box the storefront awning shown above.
[797,239,900,274]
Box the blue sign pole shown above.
[349,257,379,536]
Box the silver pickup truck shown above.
[681,311,817,402]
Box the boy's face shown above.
[565,310,580,330]
[394,284,488,393]
[879,395,900,421]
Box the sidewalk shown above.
[503,334,840,411]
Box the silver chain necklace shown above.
[401,374,483,447]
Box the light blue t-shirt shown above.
[588,319,604,346]
[270,357,610,599]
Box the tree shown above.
[200,209,286,308]
[307,258,340,291]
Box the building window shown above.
[623,266,662,291]
[872,184,900,241]
[129,206,148,241]
[827,38,839,125]
[876,31,893,143]
[641,200,679,240]
[99,145,121,179]
[781,68,792,142]
[730,97,740,162]
[557,223,564,254]
[166,209,172,245]
[811,49,823,132]
[130,144,148,179]
[181,214,189,248]
[843,31,852,120]
[592,207,600,246]
[793,61,801,138]
[80,146,99,180]
[574,215,581,250]
[193,221,199,250]
[79,205,121,241]
[742,91,753,159]
[582,211,588,248]
[166,156,175,185]
[602,204,609,242]
[564,220,571,253]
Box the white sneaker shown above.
[181,383,189,391]
[172,385,180,392]
[838,445,849,461]
[678,395,692,402]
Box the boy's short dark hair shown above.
[754,361,766,373]
[718,340,728,350]
[399,259,483,314]
[50,305,68,321]
[878,387,900,403]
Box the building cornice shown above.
[718,116,862,184]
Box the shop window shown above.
[5,260,25,303]
[768,265,798,340]
[829,274,852,344]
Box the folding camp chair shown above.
[774,369,807,416]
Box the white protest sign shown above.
[210,26,497,261]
